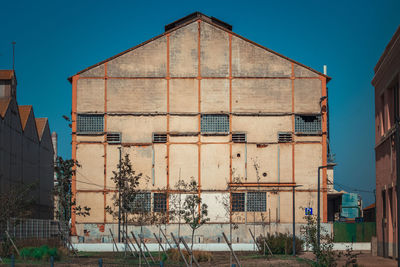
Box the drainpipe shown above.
[277,145,280,222]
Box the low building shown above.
[372,26,400,258]
[0,70,54,219]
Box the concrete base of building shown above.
[71,242,371,252]
[73,222,333,243]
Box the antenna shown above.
[12,41,16,71]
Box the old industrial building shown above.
[0,70,54,219]
[373,26,400,258]
[69,12,333,241]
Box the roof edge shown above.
[68,14,331,83]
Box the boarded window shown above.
[295,115,321,134]
[232,193,245,212]
[201,114,229,133]
[232,132,246,143]
[77,114,104,133]
[153,193,167,212]
[247,192,266,212]
[107,132,121,144]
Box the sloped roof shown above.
[35,118,48,140]
[18,105,32,130]
[0,70,15,80]
[0,97,11,118]
[69,12,331,82]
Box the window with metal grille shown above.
[107,132,121,144]
[247,192,266,212]
[232,193,245,212]
[153,133,167,143]
[201,114,229,133]
[295,115,321,134]
[278,132,292,143]
[232,133,246,143]
[125,192,151,213]
[153,193,167,212]
[77,114,104,133]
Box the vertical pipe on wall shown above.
[245,143,248,180]
[152,145,155,186]
[277,145,280,222]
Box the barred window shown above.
[232,193,245,212]
[125,192,151,213]
[247,192,266,212]
[201,114,229,133]
[295,115,321,134]
[77,114,104,133]
[153,193,167,212]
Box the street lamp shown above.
[317,163,336,254]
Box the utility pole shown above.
[118,147,122,242]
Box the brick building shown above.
[373,26,400,258]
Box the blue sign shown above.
[305,208,313,215]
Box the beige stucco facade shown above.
[69,13,331,241]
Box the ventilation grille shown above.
[153,133,167,143]
[232,133,246,143]
[107,132,121,144]
[278,132,292,143]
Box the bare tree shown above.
[180,178,209,266]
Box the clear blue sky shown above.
[1,0,399,206]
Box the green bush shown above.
[256,233,303,255]
[19,245,60,261]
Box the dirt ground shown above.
[1,251,398,266]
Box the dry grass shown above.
[167,248,213,263]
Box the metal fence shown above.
[0,218,68,240]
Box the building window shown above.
[125,192,151,213]
[247,192,266,212]
[153,193,167,212]
[201,114,229,133]
[232,193,245,212]
[295,115,321,134]
[77,114,104,133]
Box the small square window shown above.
[153,193,167,212]
[247,192,266,212]
[77,114,104,133]
[232,193,245,212]
[125,192,151,213]
[201,114,229,133]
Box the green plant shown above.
[19,245,60,261]
[256,233,303,255]
[166,248,213,263]
[302,214,339,266]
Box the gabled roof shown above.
[35,118,48,140]
[0,70,15,80]
[68,12,331,82]
[18,105,32,130]
[0,97,11,118]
